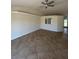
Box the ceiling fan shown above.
[41,0,55,8]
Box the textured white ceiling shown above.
[11,0,68,16]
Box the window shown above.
[45,18,47,24]
[45,18,51,24]
[48,18,51,24]
[64,16,68,27]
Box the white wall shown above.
[57,16,64,31]
[12,13,64,40]
[11,12,41,40]
[40,16,57,31]
[40,16,64,32]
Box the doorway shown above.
[64,16,68,34]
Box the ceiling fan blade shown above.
[48,4,54,7]
[48,1,54,4]
[45,0,48,2]
[41,2,46,5]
